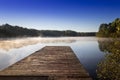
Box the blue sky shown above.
[0,0,120,32]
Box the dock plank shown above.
[0,46,92,80]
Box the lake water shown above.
[0,37,108,79]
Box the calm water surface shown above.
[0,37,107,79]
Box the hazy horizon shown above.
[0,0,120,32]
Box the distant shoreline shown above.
[0,24,96,38]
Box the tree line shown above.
[97,18,120,37]
[39,30,96,37]
[0,24,96,38]
[0,24,39,37]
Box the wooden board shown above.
[0,46,92,80]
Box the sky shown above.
[0,0,120,32]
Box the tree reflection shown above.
[97,40,120,80]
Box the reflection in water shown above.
[97,40,120,80]
[0,37,109,79]
[0,52,12,70]
[0,37,76,51]
[71,41,105,80]
[0,37,78,70]
[0,43,45,70]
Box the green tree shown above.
[97,18,120,37]
[97,24,109,37]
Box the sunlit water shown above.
[0,37,107,79]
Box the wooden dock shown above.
[0,46,92,80]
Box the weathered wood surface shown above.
[0,46,92,80]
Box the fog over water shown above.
[0,37,77,51]
[0,37,111,79]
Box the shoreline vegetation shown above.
[97,40,120,80]
[0,24,96,38]
[97,18,120,80]
[97,18,120,38]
